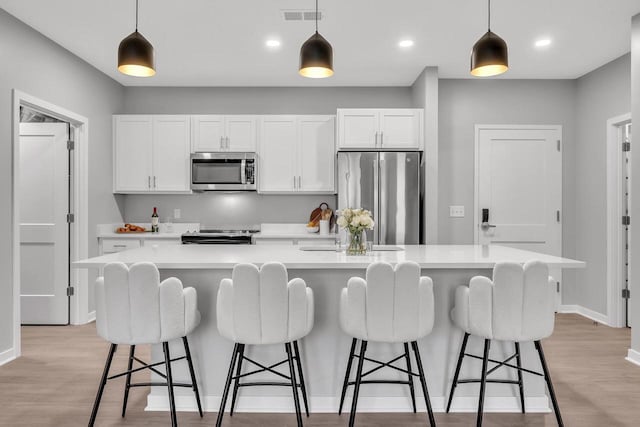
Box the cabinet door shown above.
[152,116,191,192]
[337,109,379,149]
[113,115,153,192]
[225,116,257,152]
[298,116,335,193]
[192,115,225,152]
[379,109,421,149]
[258,116,297,193]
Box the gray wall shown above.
[438,79,579,303]
[631,14,640,353]
[575,54,631,315]
[0,10,124,354]
[120,86,413,223]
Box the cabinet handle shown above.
[293,176,297,190]
[375,131,378,147]
[153,176,157,188]
[298,176,302,190]
[226,136,230,150]
[220,136,224,150]
[148,176,151,189]
[380,131,384,146]
[113,244,127,248]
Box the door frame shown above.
[474,124,563,244]
[607,113,632,328]
[12,90,90,357]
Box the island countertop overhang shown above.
[73,244,585,270]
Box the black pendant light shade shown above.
[118,0,155,77]
[118,31,155,77]
[299,0,333,78]
[470,0,508,77]
[299,31,334,78]
[470,31,508,77]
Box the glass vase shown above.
[346,230,366,255]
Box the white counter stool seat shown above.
[216,262,314,427]
[339,261,436,427]
[89,262,202,427]
[447,261,563,427]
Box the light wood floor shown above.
[0,314,638,426]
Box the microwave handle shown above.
[241,159,246,184]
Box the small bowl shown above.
[306,226,319,233]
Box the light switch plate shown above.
[449,205,465,218]
[174,209,181,219]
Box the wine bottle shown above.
[151,207,159,233]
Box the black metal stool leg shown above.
[535,340,564,427]
[403,343,417,413]
[293,341,310,417]
[163,342,177,427]
[411,341,436,427]
[89,343,117,427]
[121,345,136,417]
[286,343,303,427]
[216,343,240,427]
[348,340,367,427]
[230,344,245,416]
[446,332,469,413]
[338,338,357,415]
[514,342,525,414]
[477,339,491,427]
[183,337,203,417]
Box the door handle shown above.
[481,208,496,231]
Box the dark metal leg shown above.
[293,341,310,417]
[216,343,240,427]
[535,340,564,427]
[404,343,417,413]
[163,342,177,427]
[477,339,491,427]
[446,332,469,413]
[121,345,135,418]
[411,341,436,427]
[230,344,245,417]
[348,340,367,427]
[338,338,357,415]
[89,343,117,427]
[183,337,203,417]
[285,343,303,427]
[514,342,525,414]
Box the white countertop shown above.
[73,244,585,270]
[97,223,199,239]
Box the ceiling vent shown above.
[282,10,323,21]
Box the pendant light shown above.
[470,0,508,77]
[299,0,334,78]
[118,0,155,77]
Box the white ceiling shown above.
[2,0,640,86]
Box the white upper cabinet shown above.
[113,115,191,193]
[192,115,257,152]
[259,115,336,194]
[337,108,422,150]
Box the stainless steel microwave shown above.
[191,152,256,191]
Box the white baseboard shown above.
[557,304,609,325]
[87,310,96,323]
[146,394,550,414]
[0,347,16,366]
[626,349,640,367]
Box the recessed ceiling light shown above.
[535,38,552,48]
[266,39,281,48]
[398,39,415,48]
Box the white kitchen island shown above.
[74,244,584,415]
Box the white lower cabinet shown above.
[253,238,335,245]
[259,115,335,194]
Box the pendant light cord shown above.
[135,0,139,31]
[315,0,319,33]
[488,0,491,31]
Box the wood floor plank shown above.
[0,314,638,426]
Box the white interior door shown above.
[475,126,562,306]
[19,123,69,325]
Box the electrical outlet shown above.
[174,209,181,219]
[449,206,465,218]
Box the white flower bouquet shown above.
[337,208,375,255]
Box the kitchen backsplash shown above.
[123,193,338,227]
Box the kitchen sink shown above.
[299,245,404,252]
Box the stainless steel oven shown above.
[191,152,256,191]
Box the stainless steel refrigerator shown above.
[337,151,422,245]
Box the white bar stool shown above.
[448,261,563,427]
[338,261,436,427]
[89,262,202,427]
[216,262,314,427]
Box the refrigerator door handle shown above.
[379,158,386,245]
[373,159,379,244]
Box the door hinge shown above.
[66,213,75,223]
[623,141,631,152]
[557,140,561,152]
[622,289,631,299]
[556,210,561,223]
[66,286,75,297]
[67,140,74,150]
[622,215,631,226]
